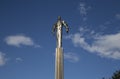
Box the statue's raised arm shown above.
[62,20,69,33]
[52,23,57,34]
[52,16,69,48]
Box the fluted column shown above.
[55,47,64,79]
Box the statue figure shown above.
[52,16,69,48]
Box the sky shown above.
[0,0,120,79]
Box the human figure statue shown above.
[52,16,69,48]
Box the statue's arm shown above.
[52,24,56,34]
[62,21,69,33]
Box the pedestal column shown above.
[55,47,64,79]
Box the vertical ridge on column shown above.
[55,48,64,79]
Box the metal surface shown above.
[52,16,69,79]
[55,48,64,79]
[52,16,69,48]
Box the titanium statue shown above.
[52,16,69,48]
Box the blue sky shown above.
[0,0,120,79]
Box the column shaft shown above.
[55,48,64,79]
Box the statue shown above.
[52,16,69,48]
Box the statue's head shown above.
[58,16,61,20]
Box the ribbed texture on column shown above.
[55,48,64,79]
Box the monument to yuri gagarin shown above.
[52,16,69,48]
[52,16,69,79]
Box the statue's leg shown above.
[57,31,61,48]
[59,32,62,47]
[57,26,62,48]
[58,33,60,48]
[57,32,59,48]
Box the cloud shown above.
[115,14,120,19]
[64,52,79,63]
[16,57,23,62]
[5,35,40,47]
[0,52,7,66]
[66,29,120,59]
[79,2,91,21]
[79,2,87,16]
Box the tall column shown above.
[52,16,69,79]
[55,47,64,79]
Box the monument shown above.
[52,16,69,79]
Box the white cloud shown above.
[79,2,91,21]
[5,35,40,47]
[64,52,79,63]
[116,14,120,19]
[66,30,120,59]
[16,57,23,62]
[79,27,89,32]
[79,2,87,16]
[0,52,7,66]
